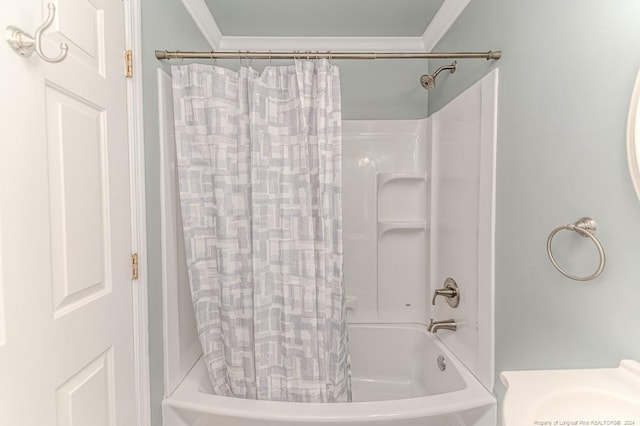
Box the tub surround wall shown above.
[429,70,497,391]
[343,71,497,392]
[342,120,430,323]
[158,70,200,397]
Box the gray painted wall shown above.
[340,59,428,119]
[428,0,640,411]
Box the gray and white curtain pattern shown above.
[171,61,351,402]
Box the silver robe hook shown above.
[5,3,68,63]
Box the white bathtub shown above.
[162,324,496,426]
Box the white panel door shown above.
[0,1,137,425]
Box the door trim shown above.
[124,0,151,425]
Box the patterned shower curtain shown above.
[171,61,351,403]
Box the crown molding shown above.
[181,0,222,50]
[422,0,471,51]
[181,0,469,53]
[220,36,426,52]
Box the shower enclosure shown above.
[158,68,499,425]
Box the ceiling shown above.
[203,0,445,37]
[181,0,470,52]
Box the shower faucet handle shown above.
[431,278,460,308]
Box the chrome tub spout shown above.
[427,319,457,333]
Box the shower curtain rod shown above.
[155,50,502,61]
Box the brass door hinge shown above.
[125,50,133,78]
[131,253,139,280]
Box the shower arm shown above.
[431,61,457,79]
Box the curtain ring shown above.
[546,217,606,281]
[268,50,272,66]
[238,49,242,66]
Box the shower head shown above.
[420,74,436,90]
[420,61,457,90]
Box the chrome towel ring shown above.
[546,217,606,281]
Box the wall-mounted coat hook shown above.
[5,3,68,63]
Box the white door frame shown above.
[124,0,151,425]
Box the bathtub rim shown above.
[163,323,496,423]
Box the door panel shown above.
[0,0,137,424]
[54,0,107,75]
[46,84,111,317]
[0,214,5,347]
[56,348,116,426]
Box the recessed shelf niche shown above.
[376,171,428,322]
